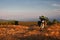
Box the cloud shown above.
[52,3,60,7]
[46,9,60,18]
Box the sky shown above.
[0,0,60,21]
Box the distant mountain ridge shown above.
[0,19,16,22]
[0,19,8,22]
[0,17,60,22]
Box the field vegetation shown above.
[0,23,60,40]
[0,16,60,40]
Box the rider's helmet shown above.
[39,16,46,22]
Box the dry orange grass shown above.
[0,24,60,40]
